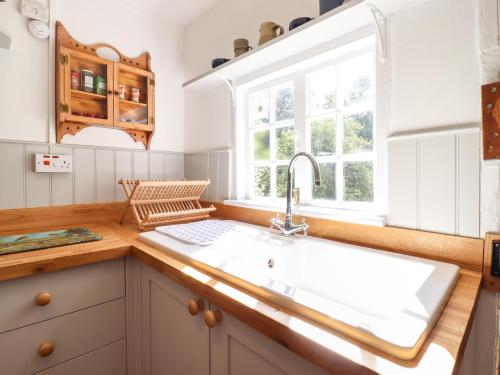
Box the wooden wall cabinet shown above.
[56,22,155,149]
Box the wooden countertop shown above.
[0,223,131,282]
[0,203,483,375]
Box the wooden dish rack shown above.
[119,179,216,230]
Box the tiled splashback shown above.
[0,141,184,209]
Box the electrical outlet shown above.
[35,154,72,173]
[492,241,500,277]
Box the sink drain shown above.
[267,258,275,268]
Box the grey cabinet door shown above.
[140,264,209,375]
[210,304,330,375]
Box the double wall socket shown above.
[35,154,72,173]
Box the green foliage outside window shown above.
[254,167,270,197]
[254,130,270,160]
[323,93,336,110]
[313,163,336,200]
[311,118,336,156]
[275,87,294,122]
[344,162,373,202]
[344,111,373,153]
[345,75,371,106]
[276,166,289,198]
[276,127,295,160]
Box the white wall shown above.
[389,0,480,134]
[0,0,185,152]
[0,0,50,143]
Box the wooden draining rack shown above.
[119,179,216,230]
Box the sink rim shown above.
[139,221,460,360]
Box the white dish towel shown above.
[155,220,236,246]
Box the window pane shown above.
[310,117,336,156]
[343,111,373,153]
[344,161,373,202]
[275,86,294,122]
[251,91,270,126]
[308,67,336,115]
[276,165,289,198]
[276,126,295,160]
[254,166,270,197]
[313,163,336,200]
[339,54,374,107]
[253,130,270,161]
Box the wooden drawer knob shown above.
[38,342,55,357]
[187,299,205,316]
[204,310,222,328]
[35,292,51,306]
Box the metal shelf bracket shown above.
[221,77,236,106]
[366,3,388,63]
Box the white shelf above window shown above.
[182,0,428,91]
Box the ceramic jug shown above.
[234,38,253,57]
[258,21,284,46]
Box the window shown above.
[307,53,375,207]
[249,83,295,199]
[240,37,378,212]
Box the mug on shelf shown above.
[320,0,344,15]
[258,21,284,46]
[289,17,314,31]
[118,84,127,100]
[131,88,140,103]
[211,58,230,68]
[233,38,253,57]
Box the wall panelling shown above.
[0,141,184,210]
[387,128,480,237]
[184,150,231,202]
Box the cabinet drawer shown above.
[0,298,126,375]
[35,339,126,375]
[0,259,125,333]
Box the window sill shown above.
[223,200,387,227]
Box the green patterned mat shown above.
[0,228,102,256]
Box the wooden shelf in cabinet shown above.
[119,99,147,109]
[116,121,153,133]
[71,90,107,101]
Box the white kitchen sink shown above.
[139,220,459,360]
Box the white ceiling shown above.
[119,0,223,28]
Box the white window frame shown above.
[303,50,377,212]
[232,33,387,221]
[247,81,296,199]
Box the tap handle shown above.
[271,213,279,228]
[301,218,309,237]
